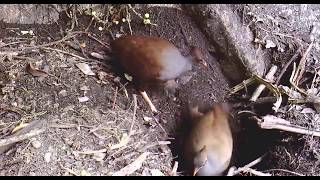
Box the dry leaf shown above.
[110,133,130,150]
[76,63,95,76]
[12,122,29,134]
[26,63,48,77]
[112,152,150,176]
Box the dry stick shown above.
[250,65,278,102]
[126,6,133,35]
[85,17,95,32]
[229,77,256,95]
[0,41,28,48]
[0,128,46,147]
[252,116,320,137]
[171,161,179,176]
[112,86,119,109]
[243,168,271,176]
[18,31,88,51]
[293,41,314,85]
[275,47,302,85]
[129,94,137,136]
[263,168,305,176]
[41,47,86,60]
[73,148,107,155]
[227,155,265,176]
[87,33,110,49]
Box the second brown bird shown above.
[183,103,233,176]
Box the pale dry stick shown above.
[85,17,95,32]
[243,168,271,176]
[171,161,179,176]
[293,41,314,85]
[140,91,158,113]
[60,163,79,176]
[41,47,86,60]
[227,155,265,176]
[289,63,308,96]
[253,74,282,112]
[229,77,256,95]
[129,94,138,137]
[18,31,87,51]
[112,86,119,109]
[48,123,93,129]
[112,152,150,176]
[252,116,320,137]
[0,128,45,147]
[140,140,171,151]
[126,6,133,35]
[0,41,28,48]
[250,65,278,102]
[263,168,305,176]
[73,148,107,155]
[127,4,143,19]
[87,33,110,49]
[275,47,302,85]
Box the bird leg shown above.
[140,91,158,113]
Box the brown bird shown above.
[111,35,207,113]
[183,103,233,176]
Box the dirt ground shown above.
[1,4,320,176]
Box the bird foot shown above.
[140,91,158,114]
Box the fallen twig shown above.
[171,161,179,176]
[112,152,150,176]
[263,168,305,176]
[129,94,137,136]
[0,128,45,147]
[293,41,314,85]
[140,140,171,152]
[227,155,265,176]
[229,77,256,95]
[253,74,282,112]
[18,31,88,51]
[252,115,320,137]
[73,148,107,155]
[250,65,278,102]
[112,86,119,109]
[41,47,86,60]
[275,47,302,85]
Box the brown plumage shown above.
[183,103,233,176]
[111,35,207,113]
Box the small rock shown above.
[31,140,42,149]
[29,172,36,176]
[44,152,51,163]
